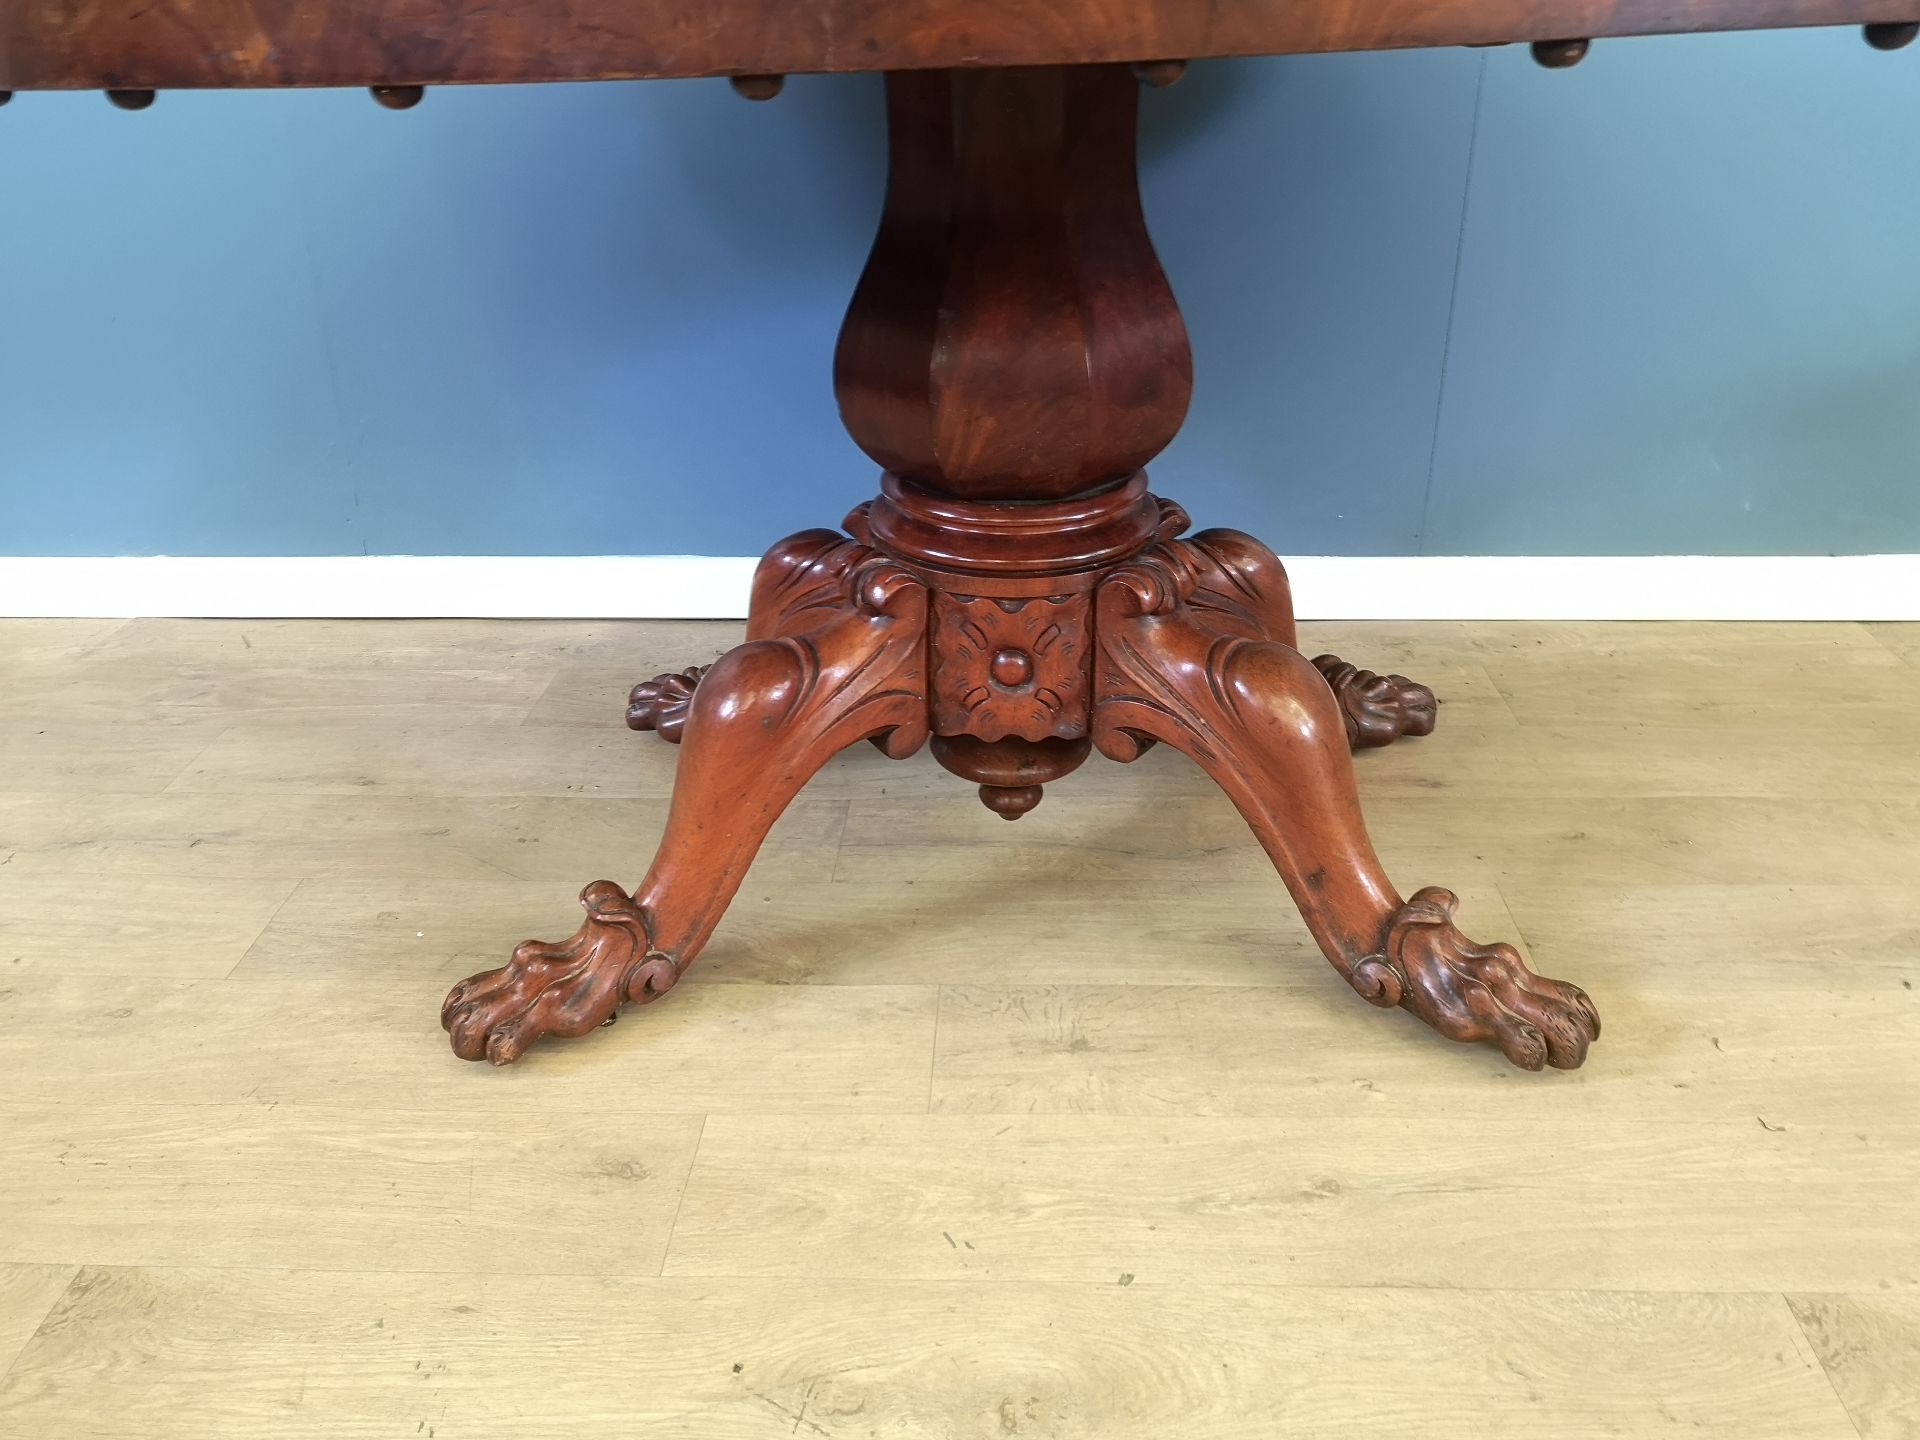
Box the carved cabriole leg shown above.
[1092,542,1599,1070]
[455,60,1588,1072]
[444,554,929,1063]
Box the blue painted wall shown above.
[2,28,1916,557]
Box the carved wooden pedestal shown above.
[443,64,1598,1072]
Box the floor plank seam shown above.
[5,619,1918,1432]
[219,876,307,979]
[925,985,943,1114]
[1863,623,1920,671]
[823,798,857,882]
[0,1261,1882,1300]
[656,1115,709,1278]
[511,666,570,727]
[151,721,240,798]
[1780,1293,1870,1440]
[0,1266,84,1390]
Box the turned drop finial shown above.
[979,784,1045,820]
[371,86,424,109]
[1865,22,1920,50]
[106,89,155,109]
[730,74,786,101]
[1132,60,1188,88]
[1531,38,1591,68]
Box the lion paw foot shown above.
[1349,887,1599,1070]
[441,881,681,1065]
[626,665,709,742]
[1312,654,1437,750]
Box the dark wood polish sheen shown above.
[457,59,1597,1071]
[18,1,1898,1072]
[834,67,1190,503]
[2,1,1910,90]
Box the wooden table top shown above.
[2,1,1913,93]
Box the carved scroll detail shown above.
[1090,538,1272,766]
[626,527,875,745]
[1351,887,1600,1071]
[627,666,707,741]
[441,881,680,1066]
[1312,655,1438,750]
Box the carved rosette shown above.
[1312,656,1437,750]
[441,881,680,1066]
[931,592,1092,742]
[1349,887,1600,1071]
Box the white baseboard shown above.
[1,553,1916,621]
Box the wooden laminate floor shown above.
[1,617,1917,1439]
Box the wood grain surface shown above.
[4,0,1916,91]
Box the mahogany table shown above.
[10,3,1913,1071]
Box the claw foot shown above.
[1348,887,1599,1070]
[441,881,681,1065]
[626,666,709,742]
[1312,655,1437,750]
